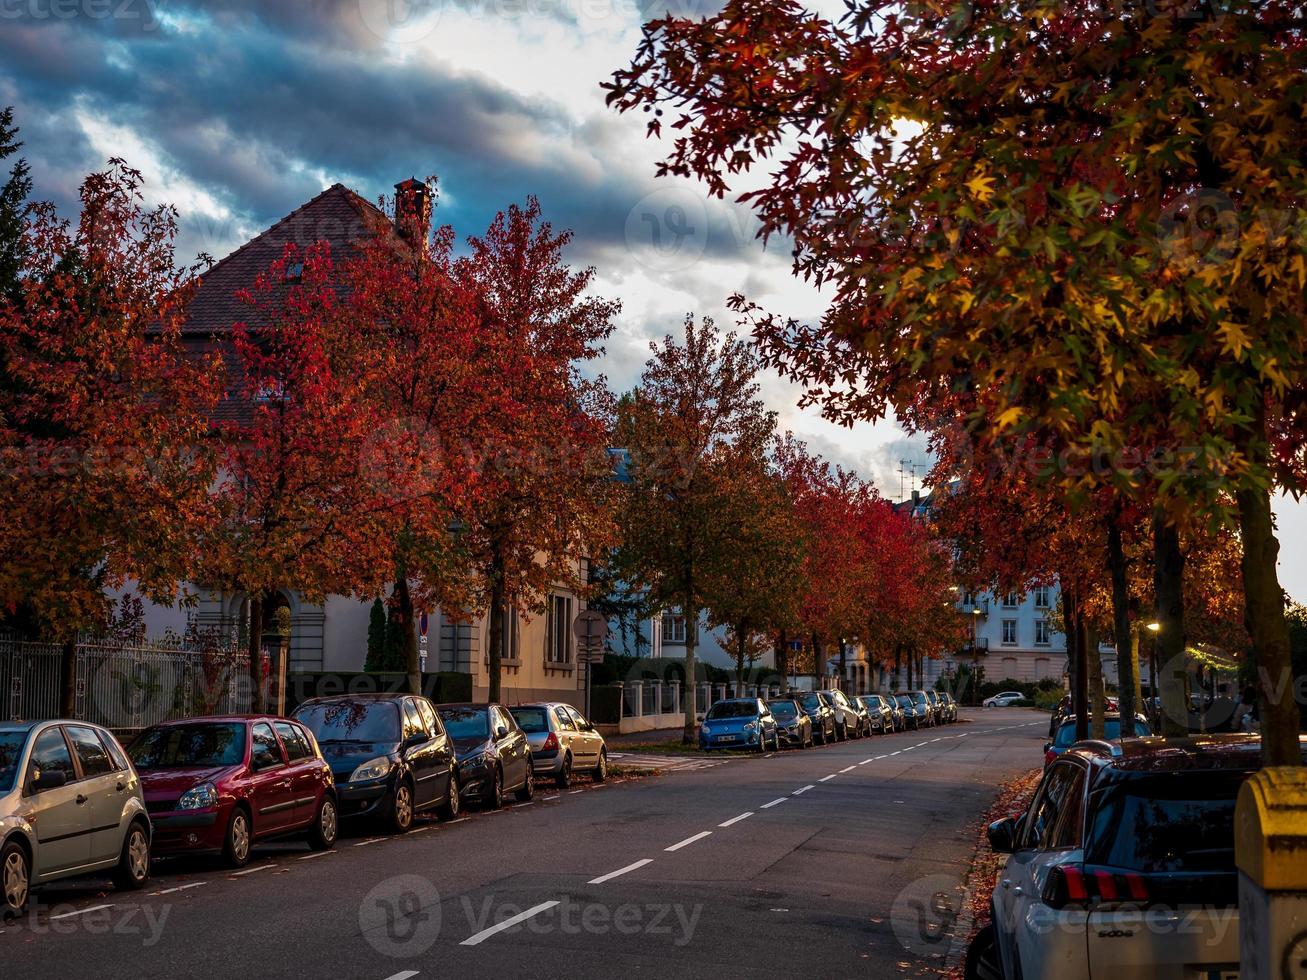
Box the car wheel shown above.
[113,821,151,891]
[593,750,608,783]
[2,840,30,918]
[515,769,535,803]
[836,722,846,742]
[223,807,252,868]
[486,766,504,810]
[555,753,572,789]
[391,779,415,832]
[964,924,1003,980]
[307,794,338,851]
[437,775,461,821]
[772,731,781,752]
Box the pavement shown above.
[1,708,1046,979]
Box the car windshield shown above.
[440,706,490,740]
[707,702,758,720]
[509,707,549,733]
[0,730,27,792]
[1086,771,1251,872]
[130,723,246,768]
[912,693,928,705]
[799,694,823,710]
[769,702,797,720]
[1054,718,1151,748]
[896,696,913,708]
[295,702,401,743]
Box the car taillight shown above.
[1044,748,1057,767]
[543,731,559,752]
[1043,865,1151,909]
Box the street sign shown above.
[571,609,610,718]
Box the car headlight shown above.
[349,757,393,783]
[700,725,712,736]
[460,751,493,770]
[743,722,757,734]
[177,782,218,810]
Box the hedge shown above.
[284,671,473,713]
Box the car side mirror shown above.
[987,816,1019,854]
[495,725,508,739]
[404,732,426,748]
[30,768,67,792]
[1043,742,1052,753]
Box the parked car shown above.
[700,698,779,752]
[1,720,151,916]
[895,692,930,730]
[966,733,1295,980]
[939,692,959,723]
[797,692,838,744]
[901,690,938,728]
[857,694,895,734]
[924,690,944,724]
[132,716,336,868]
[819,689,866,740]
[1043,713,1152,767]
[983,691,1026,708]
[436,703,533,808]
[886,696,907,732]
[293,694,459,832]
[766,698,813,748]
[508,702,607,787]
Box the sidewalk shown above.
[605,726,691,748]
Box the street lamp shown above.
[1146,621,1160,632]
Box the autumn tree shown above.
[608,2,1307,763]
[0,161,220,713]
[0,107,29,301]
[615,315,776,743]
[451,198,618,704]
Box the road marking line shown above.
[383,972,420,980]
[298,851,334,861]
[460,902,560,947]
[50,904,112,920]
[232,864,276,876]
[858,759,873,765]
[839,766,855,773]
[513,801,535,808]
[665,831,712,852]
[818,775,836,782]
[353,838,385,847]
[153,882,205,895]
[890,751,901,756]
[588,858,653,885]
[543,795,560,801]
[792,784,815,795]
[760,797,787,809]
[719,812,753,827]
[447,817,469,824]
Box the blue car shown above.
[699,699,779,752]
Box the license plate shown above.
[717,734,736,742]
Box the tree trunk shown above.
[682,596,698,745]
[59,637,77,719]
[735,620,747,691]
[1153,507,1189,737]
[811,632,825,682]
[838,639,848,690]
[1130,630,1144,722]
[1238,478,1300,764]
[1086,624,1105,740]
[248,592,265,714]
[1107,516,1137,732]
[393,574,421,696]
[776,628,788,682]
[1066,586,1088,741]
[487,544,505,705]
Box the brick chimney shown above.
[394,177,432,258]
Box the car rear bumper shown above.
[530,752,565,774]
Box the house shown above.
[119,180,591,707]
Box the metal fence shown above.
[0,633,250,732]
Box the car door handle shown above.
[1012,887,1024,897]
[1000,879,1011,890]
[75,794,87,805]
[116,781,126,792]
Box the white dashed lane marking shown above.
[665,831,712,852]
[719,811,753,827]
[460,901,560,946]
[588,858,653,885]
[760,798,787,809]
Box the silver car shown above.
[508,703,608,788]
[1,720,152,916]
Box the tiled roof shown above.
[183,183,392,337]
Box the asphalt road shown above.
[1,708,1045,979]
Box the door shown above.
[247,722,294,836]
[565,707,601,765]
[64,726,127,866]
[25,727,89,876]
[415,699,454,804]
[399,700,439,808]
[272,721,320,826]
[492,707,528,790]
[553,706,581,765]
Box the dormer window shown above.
[284,261,304,282]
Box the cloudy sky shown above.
[3,0,1305,598]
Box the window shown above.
[416,699,441,738]
[499,608,520,663]
[662,613,687,644]
[554,707,576,732]
[273,722,312,762]
[251,723,284,769]
[545,594,574,665]
[1034,586,1051,609]
[29,728,75,784]
[1001,619,1018,645]
[1035,620,1051,646]
[66,726,115,778]
[1003,591,1019,608]
[1021,761,1083,850]
[402,700,427,739]
[568,708,590,730]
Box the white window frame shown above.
[1001,619,1018,646]
[1003,591,1019,609]
[1035,619,1051,646]
[662,612,687,644]
[1034,586,1051,609]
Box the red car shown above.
[129,715,337,867]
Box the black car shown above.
[436,703,533,809]
[292,693,459,832]
[796,691,837,745]
[766,698,813,749]
[857,694,894,733]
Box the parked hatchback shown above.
[983,691,1025,707]
[796,692,837,744]
[819,689,866,740]
[294,694,459,831]
[766,698,813,748]
[132,716,337,868]
[895,691,933,729]
[508,703,608,787]
[1,720,151,916]
[857,694,894,734]
[437,703,533,808]
[967,734,1294,980]
[699,699,778,752]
